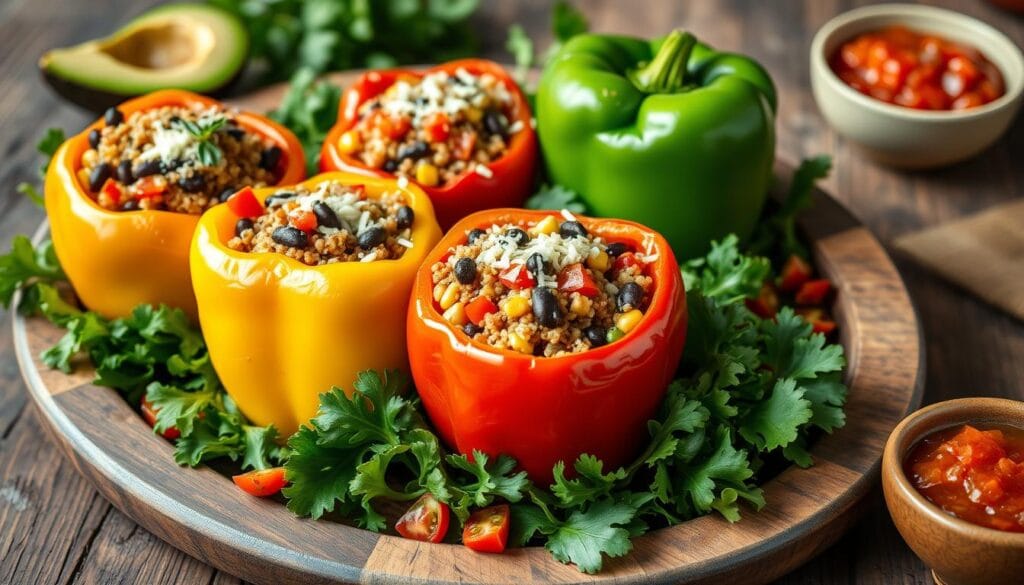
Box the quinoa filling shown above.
[430,212,654,357]
[228,181,415,266]
[338,68,522,187]
[80,104,281,214]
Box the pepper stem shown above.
[628,30,697,94]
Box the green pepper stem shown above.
[628,30,697,94]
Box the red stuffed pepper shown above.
[321,59,537,229]
[407,209,687,483]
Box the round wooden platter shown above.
[14,73,923,585]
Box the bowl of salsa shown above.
[883,397,1024,585]
[810,4,1023,168]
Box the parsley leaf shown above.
[682,234,770,304]
[749,155,833,260]
[551,455,626,508]
[268,68,342,175]
[0,237,65,312]
[544,498,637,574]
[525,184,587,213]
[174,116,227,166]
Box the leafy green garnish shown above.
[174,116,228,166]
[0,236,65,313]
[505,1,589,93]
[749,155,833,260]
[525,184,587,213]
[17,127,65,208]
[268,68,343,175]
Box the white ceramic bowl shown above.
[810,4,1024,168]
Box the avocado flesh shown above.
[40,3,248,112]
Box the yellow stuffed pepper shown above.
[45,89,306,320]
[190,172,442,435]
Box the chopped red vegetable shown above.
[232,467,288,497]
[140,397,180,440]
[746,282,779,319]
[778,255,813,293]
[424,112,451,143]
[557,263,600,297]
[462,504,510,553]
[498,263,535,290]
[395,494,450,543]
[226,187,263,218]
[797,308,837,335]
[290,210,318,233]
[465,296,498,326]
[795,279,832,306]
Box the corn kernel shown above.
[433,281,447,302]
[466,108,483,123]
[508,331,534,354]
[443,301,467,326]
[439,281,461,310]
[503,296,531,319]
[77,168,92,189]
[531,215,559,236]
[416,162,440,186]
[339,130,362,154]
[616,309,644,334]
[570,295,592,317]
[587,251,611,272]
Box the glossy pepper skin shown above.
[537,31,777,259]
[320,59,538,230]
[45,89,306,321]
[407,209,687,483]
[191,172,442,437]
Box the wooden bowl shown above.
[882,398,1024,585]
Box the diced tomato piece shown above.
[557,263,600,297]
[778,255,813,293]
[797,308,838,335]
[226,187,264,218]
[498,263,535,290]
[795,279,833,306]
[454,131,476,161]
[100,178,123,204]
[424,112,451,143]
[746,282,779,319]
[372,111,411,141]
[140,397,180,440]
[613,252,640,274]
[291,210,318,233]
[465,296,498,326]
[133,175,168,199]
[232,467,288,497]
[396,494,449,543]
[462,504,510,554]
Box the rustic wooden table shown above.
[0,0,1021,583]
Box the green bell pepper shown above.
[536,30,777,258]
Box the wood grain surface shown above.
[0,1,1021,584]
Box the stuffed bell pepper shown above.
[407,209,687,482]
[191,172,442,436]
[45,89,305,320]
[321,59,537,229]
[537,30,777,258]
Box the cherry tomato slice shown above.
[395,494,450,543]
[462,504,510,554]
[140,397,180,440]
[795,279,833,306]
[232,467,288,497]
[557,263,600,297]
[291,210,318,233]
[465,296,498,326]
[498,263,535,290]
[778,255,813,293]
[226,187,264,218]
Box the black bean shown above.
[606,242,629,257]
[396,206,414,230]
[559,220,588,239]
[169,115,182,125]
[104,107,123,127]
[533,342,548,357]
[235,218,254,237]
[260,146,282,170]
[454,257,477,284]
[462,322,481,337]
[264,191,296,207]
[133,159,161,179]
[161,159,184,173]
[178,173,206,192]
[397,140,431,161]
[88,162,112,192]
[312,200,340,229]
[532,288,564,328]
[119,199,139,211]
[466,228,485,245]
[88,129,101,149]
[617,282,644,312]
[219,187,236,202]
[358,226,386,249]
[226,127,246,141]
[116,160,133,184]
[272,226,307,248]
[584,326,607,347]
[526,252,551,278]
[506,227,529,246]
[382,159,399,173]
[483,110,508,136]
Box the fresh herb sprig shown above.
[268,68,343,175]
[506,1,589,89]
[17,128,65,207]
[174,116,228,166]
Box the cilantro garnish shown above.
[174,116,228,166]
[17,127,65,208]
[525,183,588,213]
[268,68,342,176]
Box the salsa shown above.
[905,424,1024,532]
[830,26,1005,111]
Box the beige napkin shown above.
[894,199,1024,320]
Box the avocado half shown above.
[40,3,248,112]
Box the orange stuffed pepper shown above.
[321,59,537,229]
[45,89,305,320]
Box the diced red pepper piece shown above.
[746,282,779,319]
[140,396,180,440]
[778,255,813,293]
[795,279,833,306]
[613,252,640,274]
[425,112,451,143]
[453,131,476,161]
[232,467,288,497]
[797,308,838,335]
[498,263,535,290]
[100,178,123,205]
[226,187,264,219]
[465,296,498,326]
[291,210,318,233]
[557,263,600,297]
[133,175,167,199]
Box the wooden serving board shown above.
[14,73,923,585]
